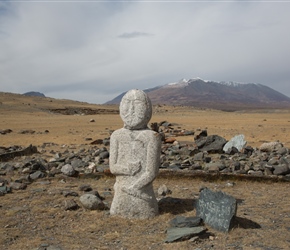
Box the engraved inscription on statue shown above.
[109,89,161,219]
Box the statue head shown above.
[120,89,152,130]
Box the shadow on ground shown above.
[158,197,195,215]
[233,216,261,229]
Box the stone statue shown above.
[109,89,161,219]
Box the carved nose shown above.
[128,102,134,113]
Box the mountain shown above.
[106,78,290,111]
[23,91,46,97]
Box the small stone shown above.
[30,171,46,180]
[273,165,290,175]
[169,216,201,228]
[61,164,76,177]
[9,182,27,190]
[79,194,106,210]
[165,137,176,143]
[64,199,79,210]
[165,226,206,243]
[158,184,172,196]
[79,184,92,192]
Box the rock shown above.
[165,137,176,144]
[30,171,46,180]
[0,129,12,135]
[205,162,226,172]
[18,129,35,134]
[196,188,237,232]
[79,194,106,210]
[169,216,201,228]
[9,182,27,190]
[157,184,172,196]
[223,134,247,153]
[90,139,103,145]
[99,151,109,160]
[197,135,227,153]
[89,119,95,122]
[273,165,290,175]
[194,152,204,161]
[61,164,76,177]
[79,184,92,192]
[260,142,283,152]
[165,226,206,243]
[62,190,79,197]
[71,159,84,169]
[64,199,79,211]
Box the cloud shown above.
[0,1,290,103]
[118,31,154,39]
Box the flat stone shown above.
[30,171,46,180]
[165,226,206,243]
[169,216,201,228]
[196,188,237,232]
[9,182,27,190]
[273,165,290,175]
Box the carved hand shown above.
[128,161,141,176]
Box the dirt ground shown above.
[1,92,290,249]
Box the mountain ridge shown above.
[106,78,290,111]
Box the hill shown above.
[106,78,290,111]
[23,91,46,97]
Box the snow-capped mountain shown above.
[106,78,290,111]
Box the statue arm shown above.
[109,134,141,176]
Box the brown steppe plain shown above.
[0,92,290,250]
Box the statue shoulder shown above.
[111,128,127,138]
[140,130,161,141]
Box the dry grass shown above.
[1,92,290,249]
[1,176,289,250]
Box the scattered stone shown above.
[260,141,283,152]
[196,188,237,232]
[165,137,176,144]
[30,171,46,180]
[61,164,76,177]
[273,165,290,176]
[223,134,247,153]
[79,184,92,192]
[18,129,35,134]
[157,184,172,196]
[9,182,27,190]
[64,199,79,211]
[196,135,227,153]
[169,216,201,228]
[79,194,106,210]
[165,226,206,243]
[62,190,79,197]
[0,129,12,135]
[89,119,95,122]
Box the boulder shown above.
[223,134,247,153]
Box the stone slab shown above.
[196,188,237,232]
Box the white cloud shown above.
[0,1,290,103]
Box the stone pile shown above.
[1,121,290,193]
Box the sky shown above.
[0,0,290,104]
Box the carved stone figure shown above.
[109,89,161,219]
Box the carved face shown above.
[120,89,152,130]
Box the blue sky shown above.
[0,1,290,104]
